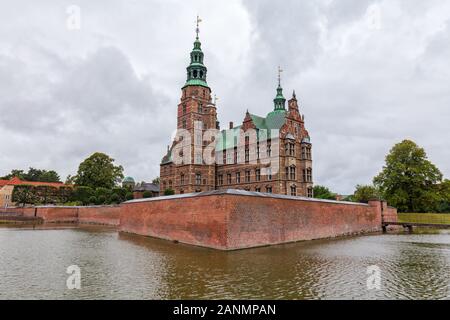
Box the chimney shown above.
[229,122,234,129]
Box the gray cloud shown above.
[0,0,449,194]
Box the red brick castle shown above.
[160,21,313,197]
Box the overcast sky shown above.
[0,0,449,194]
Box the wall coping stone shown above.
[123,189,369,207]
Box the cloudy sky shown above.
[0,0,449,194]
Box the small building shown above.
[0,177,68,208]
[133,182,160,199]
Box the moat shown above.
[1,225,449,300]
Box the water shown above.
[1,224,449,300]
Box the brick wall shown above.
[78,206,120,226]
[7,205,120,226]
[120,190,389,250]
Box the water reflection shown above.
[0,226,449,299]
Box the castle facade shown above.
[160,27,313,197]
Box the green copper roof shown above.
[123,176,135,183]
[183,35,209,89]
[215,110,286,151]
[273,84,286,110]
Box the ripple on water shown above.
[0,226,449,299]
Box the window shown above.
[245,170,251,183]
[290,143,295,156]
[266,186,273,193]
[226,150,232,164]
[267,167,272,181]
[233,147,238,164]
[183,104,187,114]
[181,174,185,185]
[195,173,201,185]
[285,167,289,180]
[307,187,313,198]
[255,169,261,182]
[236,172,241,184]
[198,104,203,113]
[218,175,223,186]
[257,144,260,159]
[267,143,272,157]
[195,153,202,164]
[302,146,312,160]
[245,149,249,163]
[290,166,296,180]
[290,186,297,196]
[227,174,232,184]
[303,168,312,182]
[182,119,187,129]
[306,147,312,160]
[255,187,261,192]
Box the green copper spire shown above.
[183,16,209,89]
[273,66,286,110]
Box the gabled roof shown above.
[0,177,67,188]
[134,183,160,192]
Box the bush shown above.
[96,195,107,205]
[164,189,175,196]
[126,192,134,201]
[109,193,120,204]
[142,191,152,198]
[88,196,97,205]
[72,186,94,205]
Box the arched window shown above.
[290,185,297,196]
[193,70,198,78]
[290,166,296,180]
[180,174,185,185]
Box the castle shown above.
[160,22,313,197]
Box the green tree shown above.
[313,185,336,200]
[1,168,60,182]
[373,140,443,212]
[12,185,36,206]
[353,185,380,203]
[72,186,94,205]
[74,153,124,189]
[152,177,160,184]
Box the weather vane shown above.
[278,66,283,86]
[196,15,202,38]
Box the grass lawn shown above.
[398,213,450,225]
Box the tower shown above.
[160,16,218,194]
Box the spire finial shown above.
[278,66,283,87]
[293,90,296,99]
[196,15,202,39]
[214,94,219,105]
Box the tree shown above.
[435,180,450,213]
[1,168,60,182]
[152,177,160,185]
[313,185,336,200]
[74,153,124,189]
[373,140,443,212]
[353,185,380,203]
[72,186,94,205]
